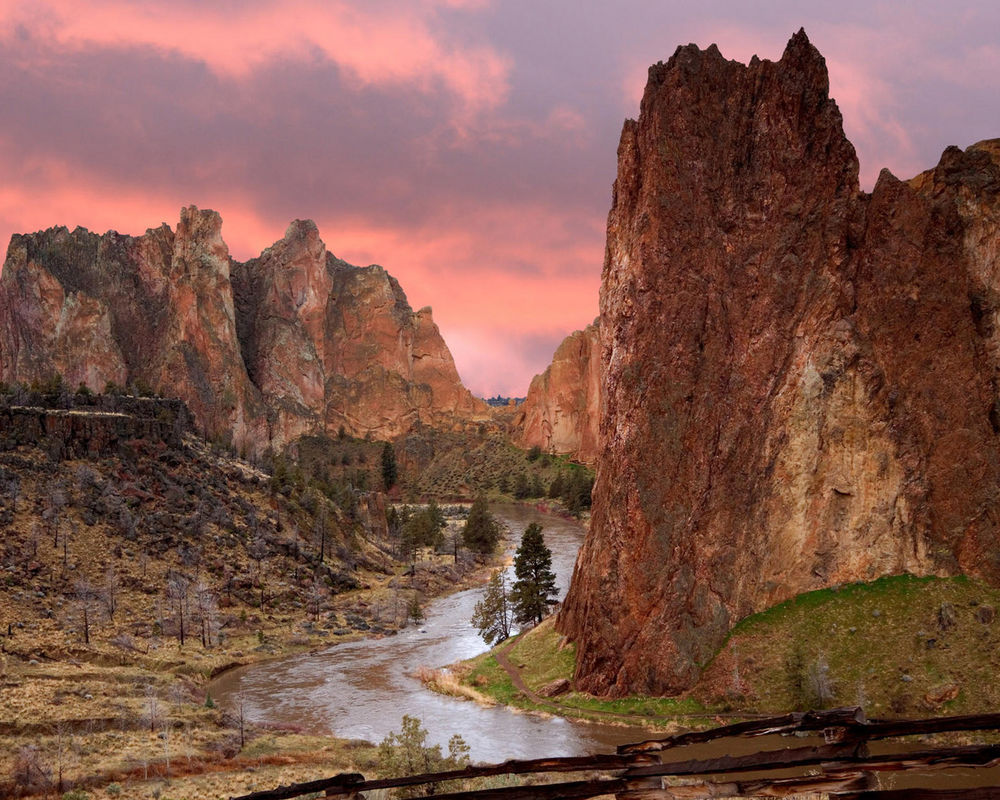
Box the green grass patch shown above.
[696,573,1000,716]
[506,619,576,692]
[465,654,519,706]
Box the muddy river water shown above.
[209,505,656,760]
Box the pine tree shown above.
[381,442,398,490]
[461,495,501,555]
[510,522,558,626]
[470,570,511,645]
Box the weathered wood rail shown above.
[232,708,1000,800]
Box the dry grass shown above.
[414,665,496,706]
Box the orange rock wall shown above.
[557,31,1000,696]
[0,209,487,454]
[513,321,600,463]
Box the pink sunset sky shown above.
[1,1,998,397]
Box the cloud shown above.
[0,0,511,123]
[0,0,997,397]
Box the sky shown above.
[0,1,998,397]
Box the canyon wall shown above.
[0,210,487,454]
[513,321,600,463]
[557,30,1000,695]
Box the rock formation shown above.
[557,30,1000,696]
[513,320,600,463]
[0,208,486,454]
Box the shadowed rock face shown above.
[557,30,1000,696]
[513,321,600,463]
[0,208,486,454]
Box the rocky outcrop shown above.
[557,31,1000,696]
[0,208,486,454]
[513,321,600,463]
[0,394,191,459]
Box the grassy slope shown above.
[696,574,1000,716]
[397,429,591,502]
[456,575,1000,726]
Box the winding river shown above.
[209,505,656,760]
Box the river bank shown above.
[1,501,515,799]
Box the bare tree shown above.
[195,580,219,647]
[73,578,98,645]
[101,566,120,621]
[314,503,329,566]
[166,572,191,647]
[235,686,248,749]
[307,579,327,623]
[247,529,270,611]
[12,745,50,795]
[145,684,160,733]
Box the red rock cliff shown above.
[557,31,1000,696]
[513,321,600,463]
[0,208,486,453]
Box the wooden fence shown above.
[232,707,1000,799]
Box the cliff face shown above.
[557,31,1000,696]
[0,208,486,453]
[513,321,600,463]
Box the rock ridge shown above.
[557,30,1000,696]
[513,320,600,463]
[0,207,488,454]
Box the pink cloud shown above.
[0,0,511,122]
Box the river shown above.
[209,504,656,760]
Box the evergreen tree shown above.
[513,472,530,500]
[529,473,544,498]
[548,472,565,500]
[470,569,511,645]
[461,495,501,555]
[562,469,594,516]
[381,441,398,490]
[510,522,558,626]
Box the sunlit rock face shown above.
[0,207,487,453]
[557,30,1000,696]
[514,321,600,464]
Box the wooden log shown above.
[624,741,866,779]
[406,777,630,800]
[618,707,867,754]
[232,772,364,800]
[617,771,875,799]
[845,712,1000,743]
[821,742,1000,772]
[230,754,635,800]
[835,789,1000,800]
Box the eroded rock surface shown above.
[557,31,1000,695]
[1,208,486,454]
[513,321,600,463]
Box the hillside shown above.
[0,388,496,797]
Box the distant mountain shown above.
[513,321,599,464]
[0,208,488,455]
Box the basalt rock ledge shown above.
[557,30,1000,695]
[0,210,487,454]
